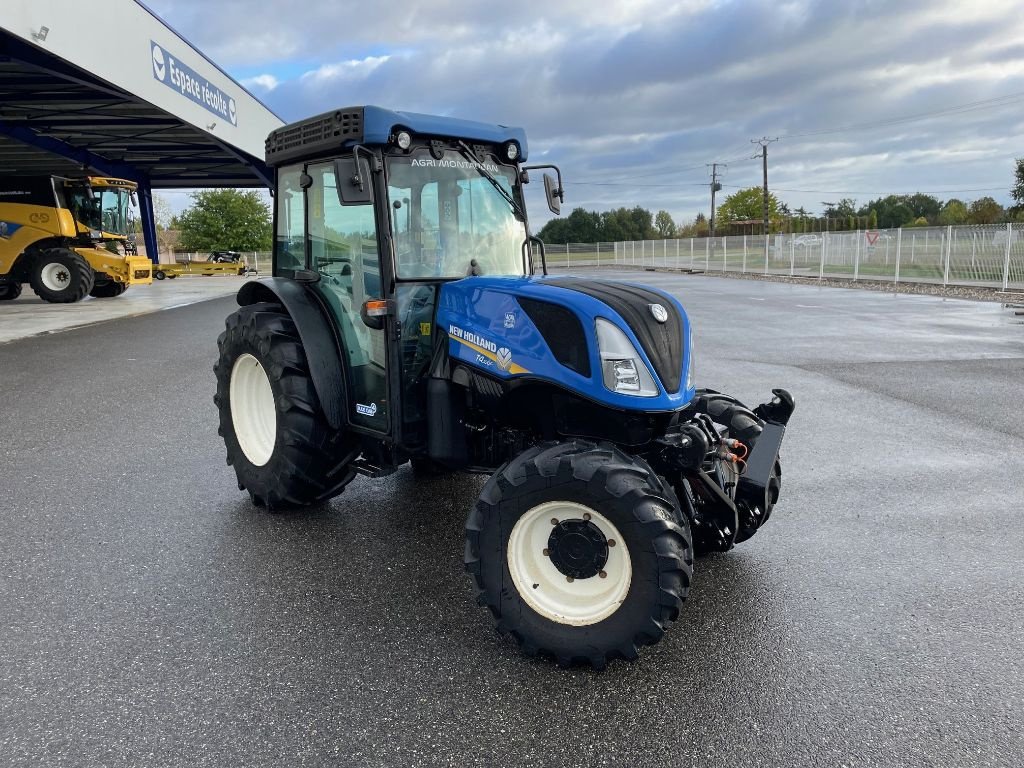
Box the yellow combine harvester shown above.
[0,175,153,303]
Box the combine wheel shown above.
[0,282,22,301]
[90,280,128,298]
[466,441,692,668]
[154,270,167,280]
[30,248,94,303]
[214,302,358,510]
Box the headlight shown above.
[685,326,695,391]
[395,131,412,150]
[595,318,659,397]
[504,141,519,161]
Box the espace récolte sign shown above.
[150,41,237,126]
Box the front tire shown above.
[214,302,358,510]
[30,248,94,303]
[0,282,22,301]
[90,280,128,298]
[466,441,693,668]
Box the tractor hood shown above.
[436,275,695,412]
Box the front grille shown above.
[516,297,591,378]
[546,278,684,393]
[134,270,150,279]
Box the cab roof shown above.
[265,105,529,167]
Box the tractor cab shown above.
[215,105,793,668]
[263,106,562,452]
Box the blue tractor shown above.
[214,106,795,668]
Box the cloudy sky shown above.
[149,0,1024,227]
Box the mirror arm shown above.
[352,144,382,191]
[521,164,564,202]
[523,235,547,276]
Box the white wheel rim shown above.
[40,262,71,292]
[229,353,277,467]
[507,501,632,626]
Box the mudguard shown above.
[237,278,346,429]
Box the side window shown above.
[274,165,305,275]
[307,161,388,431]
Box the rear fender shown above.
[237,278,346,430]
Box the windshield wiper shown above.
[456,140,526,221]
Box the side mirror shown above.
[334,157,372,205]
[543,173,562,216]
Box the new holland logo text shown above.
[448,325,497,353]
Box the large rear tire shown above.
[0,282,22,301]
[214,302,358,510]
[466,441,693,668]
[29,248,94,303]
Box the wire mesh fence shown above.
[548,224,1023,290]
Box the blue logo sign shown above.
[150,41,237,126]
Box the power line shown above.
[778,90,1024,140]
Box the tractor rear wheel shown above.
[214,302,358,510]
[0,282,21,301]
[466,441,692,668]
[30,248,94,303]
[90,280,128,298]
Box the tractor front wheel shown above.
[466,441,693,668]
[30,249,94,303]
[214,302,358,510]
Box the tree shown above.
[967,197,1004,225]
[1012,157,1024,207]
[715,187,781,229]
[654,210,676,238]
[868,209,878,229]
[937,199,968,225]
[177,189,272,252]
[905,193,942,223]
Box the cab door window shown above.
[307,161,388,431]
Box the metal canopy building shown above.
[0,0,284,260]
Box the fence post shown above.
[705,237,710,271]
[764,234,770,275]
[1003,222,1012,290]
[854,229,861,281]
[743,235,747,273]
[789,236,795,276]
[690,238,694,269]
[943,226,951,286]
[724,236,729,272]
[819,232,826,279]
[895,228,902,286]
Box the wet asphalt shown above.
[1,269,1022,767]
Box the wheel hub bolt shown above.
[607,539,616,547]
[583,513,591,521]
[542,548,550,556]
[550,518,559,526]
[599,571,607,579]
[566,576,574,583]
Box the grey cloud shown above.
[148,0,1024,224]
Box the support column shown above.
[137,179,159,264]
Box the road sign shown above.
[866,230,880,245]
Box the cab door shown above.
[304,160,390,433]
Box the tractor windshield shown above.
[386,148,527,279]
[65,184,132,237]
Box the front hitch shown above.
[736,388,795,515]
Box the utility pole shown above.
[751,137,778,238]
[707,163,724,238]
